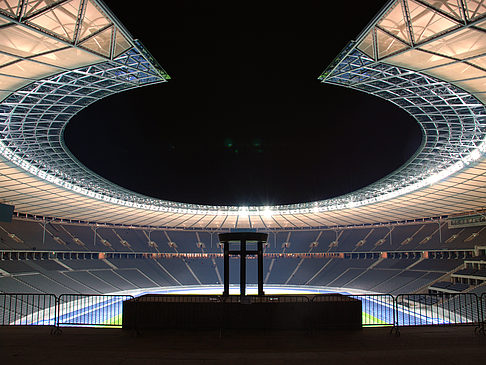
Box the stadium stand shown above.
[3,220,484,252]
[2,218,486,296]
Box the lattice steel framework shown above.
[0,0,170,209]
[313,0,486,213]
[319,47,486,207]
[0,47,168,204]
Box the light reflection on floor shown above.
[15,286,461,328]
[120,284,370,297]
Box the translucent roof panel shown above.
[419,28,486,59]
[0,73,31,94]
[0,0,21,17]
[377,1,410,44]
[0,19,105,101]
[0,24,65,58]
[0,90,11,101]
[32,47,103,69]
[385,48,453,70]
[467,54,486,69]
[420,0,464,21]
[454,77,486,103]
[358,0,486,108]
[465,0,486,20]
[114,28,131,58]
[79,25,113,57]
[0,13,10,24]
[79,0,112,41]
[474,18,486,30]
[0,59,61,78]
[27,0,81,41]
[357,29,374,58]
[24,0,66,17]
[408,0,460,43]
[376,28,408,58]
[424,62,486,82]
[0,53,20,66]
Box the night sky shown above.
[63,0,422,206]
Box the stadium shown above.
[1,0,486,362]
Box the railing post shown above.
[132,295,141,336]
[50,295,62,335]
[391,295,400,336]
[483,293,486,327]
[477,293,486,336]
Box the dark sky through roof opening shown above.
[64,0,422,206]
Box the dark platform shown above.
[122,294,362,331]
[2,326,485,365]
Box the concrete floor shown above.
[0,326,485,364]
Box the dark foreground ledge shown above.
[2,326,484,365]
[122,294,362,331]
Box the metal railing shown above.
[134,294,222,303]
[350,294,396,327]
[132,294,313,304]
[480,293,486,334]
[0,293,57,326]
[228,295,311,303]
[57,294,133,327]
[0,292,485,332]
[308,294,396,327]
[481,293,486,319]
[0,293,133,329]
[395,293,480,327]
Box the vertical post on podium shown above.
[218,232,268,298]
[258,240,264,296]
[240,239,246,297]
[223,240,229,296]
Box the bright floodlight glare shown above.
[263,207,273,218]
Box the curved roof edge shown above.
[1,0,486,229]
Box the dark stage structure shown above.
[122,232,361,331]
[122,294,362,331]
[219,232,267,297]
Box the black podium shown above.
[122,232,363,331]
[218,232,267,296]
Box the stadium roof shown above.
[1,0,486,230]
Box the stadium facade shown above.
[1,1,486,229]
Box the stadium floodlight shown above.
[262,207,274,218]
[238,207,249,218]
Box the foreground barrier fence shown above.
[482,293,486,331]
[395,293,480,327]
[349,294,396,327]
[0,294,57,326]
[58,294,133,327]
[0,292,485,332]
[0,293,133,329]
